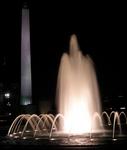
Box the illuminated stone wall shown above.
[21,5,32,105]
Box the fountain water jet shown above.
[56,34,101,134]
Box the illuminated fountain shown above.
[56,34,101,134]
[7,111,127,141]
[7,35,127,145]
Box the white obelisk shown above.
[21,4,32,105]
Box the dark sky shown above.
[0,0,127,101]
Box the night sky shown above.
[0,0,127,103]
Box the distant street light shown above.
[5,92,10,98]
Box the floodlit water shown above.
[56,34,101,133]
